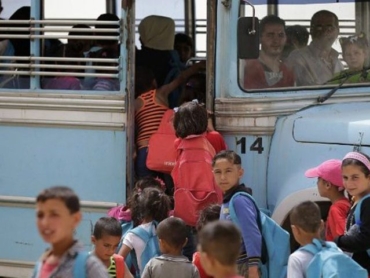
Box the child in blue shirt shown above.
[212,150,261,278]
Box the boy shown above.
[197,220,244,278]
[141,217,199,278]
[91,217,133,278]
[288,201,323,278]
[34,186,109,278]
[305,159,350,241]
[212,150,260,278]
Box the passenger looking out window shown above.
[286,10,343,86]
[174,33,194,65]
[243,15,295,90]
[282,25,309,61]
[329,33,370,84]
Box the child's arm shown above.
[233,196,262,278]
[157,61,206,99]
[124,263,133,278]
[335,198,370,251]
[327,203,348,239]
[118,243,132,258]
[287,252,306,278]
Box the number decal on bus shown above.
[235,137,264,154]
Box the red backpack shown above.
[171,134,223,226]
[146,109,177,174]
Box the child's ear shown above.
[72,211,82,228]
[319,220,325,232]
[182,237,188,248]
[91,235,96,244]
[238,167,244,178]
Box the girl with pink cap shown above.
[305,159,350,241]
[334,151,370,276]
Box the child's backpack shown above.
[228,192,290,278]
[300,238,367,278]
[171,134,223,227]
[32,251,89,278]
[129,221,160,276]
[354,194,370,256]
[146,109,177,174]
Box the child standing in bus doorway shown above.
[335,151,370,275]
[212,150,260,278]
[330,33,370,84]
[305,159,350,241]
[91,217,132,278]
[34,186,109,278]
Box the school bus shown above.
[0,0,370,276]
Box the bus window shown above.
[238,1,369,92]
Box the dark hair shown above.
[198,221,241,265]
[212,150,242,167]
[196,204,221,231]
[179,73,206,105]
[68,24,91,40]
[342,151,370,177]
[135,66,156,97]
[290,201,321,233]
[157,217,188,249]
[95,13,120,46]
[173,101,208,138]
[132,187,171,223]
[311,10,339,28]
[260,15,286,34]
[36,186,80,214]
[174,33,194,49]
[93,216,122,239]
[286,25,309,47]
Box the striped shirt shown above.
[135,90,168,148]
[107,256,117,278]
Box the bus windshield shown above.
[239,0,370,92]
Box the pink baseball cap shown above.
[305,159,343,188]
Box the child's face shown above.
[92,234,121,262]
[342,164,370,198]
[213,158,244,192]
[343,44,366,71]
[36,199,81,246]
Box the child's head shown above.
[91,217,122,262]
[198,220,241,276]
[196,204,221,232]
[212,150,244,193]
[290,201,322,246]
[135,66,156,98]
[342,151,370,199]
[36,186,81,245]
[340,33,369,71]
[156,217,188,254]
[173,101,208,138]
[174,33,194,63]
[179,73,206,106]
[305,159,345,198]
[134,187,171,223]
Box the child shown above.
[212,150,259,278]
[330,33,370,83]
[193,204,221,278]
[287,201,324,277]
[91,217,132,278]
[141,217,200,278]
[305,159,350,241]
[34,186,109,277]
[92,48,120,91]
[135,61,205,178]
[197,220,245,278]
[335,151,370,275]
[118,187,171,275]
[174,33,194,64]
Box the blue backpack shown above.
[129,221,160,277]
[33,251,89,278]
[300,239,367,278]
[228,192,290,278]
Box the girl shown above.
[118,187,171,275]
[331,33,370,83]
[335,151,370,275]
[193,204,221,278]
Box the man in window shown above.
[243,15,295,90]
[286,10,344,86]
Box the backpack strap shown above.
[299,239,325,255]
[73,251,89,278]
[113,254,125,278]
[354,194,370,225]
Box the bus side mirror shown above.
[237,17,259,59]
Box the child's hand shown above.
[194,60,206,71]
[248,265,260,278]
